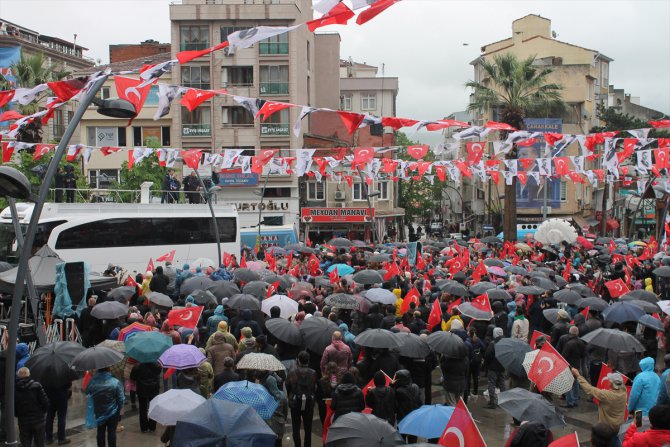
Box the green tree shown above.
[466,53,565,241]
[592,103,669,137]
[112,140,169,202]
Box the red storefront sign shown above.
[301,207,374,223]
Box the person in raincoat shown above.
[16,342,30,371]
[205,305,227,337]
[205,321,238,351]
[657,354,670,405]
[86,368,124,447]
[175,264,193,297]
[645,277,654,293]
[338,323,357,356]
[628,357,662,416]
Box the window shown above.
[307,181,325,200]
[182,66,210,89]
[87,127,127,147]
[259,31,288,55]
[361,93,376,111]
[220,26,248,43]
[260,108,289,136]
[306,40,310,70]
[259,65,288,95]
[353,183,365,201]
[378,181,389,200]
[100,86,110,100]
[52,109,64,139]
[133,127,164,146]
[587,79,593,101]
[341,94,352,111]
[182,106,211,137]
[145,85,160,106]
[180,25,209,51]
[222,106,254,126]
[221,66,253,87]
[560,181,567,202]
[88,169,119,189]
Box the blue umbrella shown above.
[602,301,645,324]
[213,380,278,420]
[398,405,454,439]
[639,314,664,332]
[327,263,355,276]
[125,332,172,363]
[173,399,276,447]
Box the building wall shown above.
[109,41,171,63]
[313,33,341,109]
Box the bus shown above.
[0,203,240,273]
[239,225,298,251]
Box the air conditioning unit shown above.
[334,191,346,201]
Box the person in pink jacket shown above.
[320,331,352,375]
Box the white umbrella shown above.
[522,350,574,395]
[148,389,206,426]
[363,288,397,305]
[658,300,670,316]
[262,294,299,319]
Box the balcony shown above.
[260,82,288,95]
[183,83,211,90]
[260,123,289,137]
[259,42,288,55]
[180,42,210,51]
[182,124,211,137]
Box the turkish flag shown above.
[471,262,487,283]
[176,41,229,64]
[125,275,138,289]
[156,250,176,262]
[33,144,54,161]
[447,298,462,314]
[528,342,570,393]
[337,111,366,134]
[353,147,375,167]
[0,90,15,108]
[427,298,442,331]
[549,433,579,447]
[401,287,421,314]
[604,278,628,298]
[484,121,516,131]
[223,252,233,268]
[554,157,570,176]
[181,149,202,170]
[654,147,669,170]
[257,101,294,121]
[466,142,485,165]
[329,267,340,284]
[267,281,280,298]
[649,119,670,128]
[435,165,446,182]
[240,257,247,268]
[181,88,217,112]
[658,138,670,149]
[544,133,563,146]
[529,330,551,349]
[167,305,204,329]
[471,294,492,313]
[448,257,465,276]
[114,76,153,121]
[381,116,418,130]
[407,145,429,160]
[47,79,86,102]
[416,253,426,270]
[356,0,399,25]
[517,138,537,147]
[384,262,401,280]
[517,172,528,186]
[438,398,487,447]
[306,2,354,31]
[308,254,320,276]
[362,371,392,397]
[146,258,155,273]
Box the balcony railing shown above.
[260,123,289,137]
[260,82,288,95]
[259,42,288,55]
[182,124,211,137]
[180,42,210,51]
[182,82,211,90]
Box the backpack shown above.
[290,367,314,410]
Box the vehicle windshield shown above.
[0,221,67,264]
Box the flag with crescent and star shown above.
[438,398,487,447]
[604,278,628,298]
[167,305,203,329]
[528,342,571,393]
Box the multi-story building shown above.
[109,40,171,64]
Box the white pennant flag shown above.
[165,149,179,168]
[233,96,265,116]
[585,170,597,187]
[293,106,316,137]
[432,143,447,156]
[313,0,341,13]
[139,59,178,88]
[154,84,185,120]
[425,175,435,185]
[637,149,652,174]
[493,141,513,156]
[628,128,651,139]
[296,149,316,177]
[453,126,490,140]
[575,135,589,156]
[537,158,550,176]
[553,135,577,157]
[503,159,518,175]
[528,171,540,184]
[238,156,252,174]
[350,0,376,9]
[83,146,94,164]
[228,26,301,51]
[133,147,154,165]
[571,155,585,173]
[221,149,243,169]
[502,171,513,185]
[637,179,646,196]
[13,84,48,105]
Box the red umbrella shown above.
[576,236,594,250]
[118,322,154,342]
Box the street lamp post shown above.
[192,169,222,265]
[356,168,379,245]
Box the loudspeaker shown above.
[64,262,86,306]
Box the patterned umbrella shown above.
[236,353,286,372]
[325,293,358,310]
[158,344,206,370]
[213,380,279,420]
[522,350,574,395]
[96,340,128,379]
[117,322,154,342]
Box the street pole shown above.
[193,169,221,266]
[3,74,109,446]
[256,170,271,255]
[357,168,376,245]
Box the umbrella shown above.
[469,282,496,296]
[505,265,528,275]
[299,316,338,353]
[576,236,594,249]
[327,264,356,276]
[580,328,645,352]
[638,314,664,332]
[262,294,299,318]
[653,266,670,278]
[595,237,612,245]
[96,339,125,353]
[481,236,502,244]
[91,301,128,320]
[442,282,469,297]
[71,346,124,371]
[265,318,302,346]
[354,329,401,349]
[189,289,217,306]
[398,405,454,439]
[108,286,136,303]
[602,302,646,324]
[246,261,267,271]
[515,242,532,252]
[181,276,214,296]
[363,288,398,305]
[262,274,292,290]
[542,308,560,325]
[566,283,594,297]
[531,277,559,292]
[243,281,269,299]
[498,388,566,428]
[325,293,359,310]
[484,258,505,268]
[553,289,583,305]
[326,412,403,447]
[207,281,240,300]
[515,285,546,296]
[158,344,206,370]
[457,302,493,321]
[623,299,659,314]
[353,269,384,285]
[522,350,574,395]
[173,399,276,447]
[236,353,286,372]
[227,293,261,311]
[554,276,568,288]
[148,292,173,308]
[487,266,507,277]
[330,238,353,247]
[368,254,391,263]
[621,290,658,303]
[393,332,430,359]
[214,380,279,420]
[426,331,467,358]
[25,341,83,388]
[233,268,261,283]
[577,296,609,311]
[117,322,154,342]
[487,289,513,302]
[495,338,532,378]
[659,300,670,315]
[125,332,173,363]
[148,389,206,426]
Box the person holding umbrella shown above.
[286,351,317,447]
[86,368,124,447]
[130,361,161,433]
[569,367,627,433]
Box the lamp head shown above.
[0,166,32,200]
[367,191,381,198]
[93,98,136,119]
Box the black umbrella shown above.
[393,332,430,359]
[325,293,358,310]
[639,314,664,332]
[483,259,504,268]
[494,338,532,378]
[353,269,384,285]
[207,281,240,300]
[595,237,612,245]
[108,286,136,303]
[505,266,528,275]
[190,289,217,306]
[621,290,658,303]
[527,271,548,279]
[566,283,595,297]
[226,293,261,310]
[623,299,659,314]
[233,268,260,283]
[91,301,128,320]
[426,331,467,358]
[498,388,566,428]
[531,276,559,292]
[315,276,334,288]
[553,289,583,305]
[443,282,469,297]
[481,236,502,245]
[25,341,83,388]
[181,276,214,296]
[354,329,400,349]
[457,302,493,321]
[469,282,496,296]
[243,281,269,299]
[330,238,353,247]
[368,253,391,263]
[542,308,560,325]
[515,285,546,296]
[71,346,124,371]
[265,318,303,346]
[326,412,403,447]
[0,261,13,273]
[577,296,609,311]
[148,292,174,308]
[487,289,513,302]
[554,276,568,288]
[261,274,291,290]
[653,266,670,278]
[602,302,645,323]
[581,328,645,352]
[534,267,555,276]
[299,316,338,353]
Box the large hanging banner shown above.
[301,207,374,223]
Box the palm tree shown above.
[466,53,565,241]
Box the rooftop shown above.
[74,52,173,76]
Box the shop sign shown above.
[218,169,259,186]
[301,207,374,223]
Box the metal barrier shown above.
[47,188,217,204]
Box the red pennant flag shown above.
[240,256,247,268]
[485,121,516,131]
[0,90,15,108]
[407,144,429,160]
[528,342,570,393]
[257,101,295,122]
[308,254,320,276]
[114,76,153,122]
[286,252,293,271]
[471,261,487,283]
[554,157,570,176]
[454,160,472,178]
[654,147,669,170]
[416,253,426,270]
[447,298,462,314]
[381,116,418,130]
[471,294,492,312]
[181,149,202,170]
[146,258,155,273]
[33,144,54,161]
[488,170,500,184]
[466,142,485,165]
[529,330,551,349]
[563,262,571,282]
[517,138,537,147]
[427,298,442,331]
[176,41,229,64]
[438,398,487,447]
[47,79,86,102]
[223,252,232,268]
[384,262,401,281]
[125,275,138,289]
[329,267,340,284]
[352,147,375,168]
[649,119,670,128]
[401,287,421,314]
[434,165,446,182]
[447,257,466,276]
[548,432,579,447]
[658,138,670,149]
[307,2,355,31]
[337,111,366,134]
[181,88,217,112]
[322,401,335,444]
[604,278,628,298]
[1,142,14,163]
[544,133,563,146]
[570,306,589,325]
[82,370,92,391]
[356,0,400,25]
[306,234,312,247]
[0,110,24,121]
[167,305,204,329]
[156,250,176,262]
[267,281,280,298]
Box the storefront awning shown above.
[375,208,405,218]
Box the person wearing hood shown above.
[506,301,518,337]
[622,404,670,447]
[511,306,529,343]
[149,266,169,295]
[206,321,238,351]
[15,367,49,447]
[130,361,161,433]
[441,320,470,405]
[550,309,571,343]
[561,327,586,408]
[233,309,262,339]
[16,342,30,371]
[645,277,654,293]
[320,331,352,375]
[628,357,662,416]
[163,262,177,298]
[206,305,227,337]
[175,264,193,297]
[493,301,508,333]
[657,354,670,405]
[338,323,357,356]
[393,289,404,317]
[86,368,124,447]
[286,351,317,447]
[330,372,365,421]
[365,370,396,425]
[140,271,153,299]
[393,369,422,443]
[484,327,507,409]
[503,421,554,447]
[206,331,236,376]
[365,304,384,329]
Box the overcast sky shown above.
[2,0,668,145]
